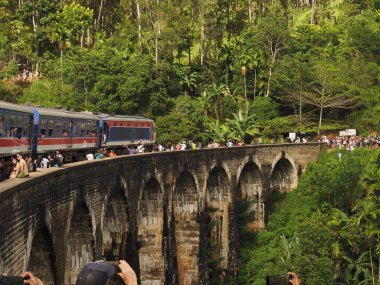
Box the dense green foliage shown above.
[0,0,379,143]
[237,149,380,285]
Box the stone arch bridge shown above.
[0,143,324,285]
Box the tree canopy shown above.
[0,0,379,143]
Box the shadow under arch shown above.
[64,200,95,285]
[237,161,265,231]
[101,175,129,262]
[137,177,165,285]
[172,170,200,285]
[270,153,298,192]
[200,164,231,282]
[28,225,57,285]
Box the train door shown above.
[28,114,33,150]
[68,119,74,148]
[31,109,40,158]
[103,122,109,144]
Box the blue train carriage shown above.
[99,114,156,149]
[31,107,100,162]
[0,101,34,158]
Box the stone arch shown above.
[64,200,95,285]
[172,170,199,285]
[28,226,57,285]
[138,177,165,285]
[204,164,231,272]
[237,161,264,230]
[101,176,129,262]
[270,153,297,192]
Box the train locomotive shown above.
[0,101,155,161]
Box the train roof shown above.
[99,114,154,123]
[33,107,99,120]
[0,101,34,114]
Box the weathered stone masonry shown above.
[0,143,324,285]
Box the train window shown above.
[56,119,62,137]
[0,112,3,137]
[91,121,97,136]
[2,112,8,137]
[73,121,78,136]
[127,123,131,126]
[23,115,29,137]
[86,120,91,136]
[41,118,46,137]
[48,118,54,137]
[81,121,86,136]
[63,121,69,136]
[9,113,16,137]
[134,123,138,126]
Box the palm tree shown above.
[176,67,199,95]
[197,91,213,117]
[206,119,234,145]
[227,107,260,144]
[208,83,227,121]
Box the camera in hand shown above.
[266,274,292,285]
[0,276,25,285]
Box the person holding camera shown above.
[1,260,137,285]
[288,272,301,285]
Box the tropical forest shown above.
[0,0,379,284]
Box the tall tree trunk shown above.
[318,103,323,136]
[370,246,375,285]
[253,68,257,99]
[243,73,247,101]
[96,0,104,32]
[330,0,335,24]
[60,48,64,99]
[155,0,160,67]
[136,0,142,44]
[317,78,326,135]
[200,24,205,66]
[265,65,272,97]
[310,0,315,24]
[299,80,302,132]
[248,0,252,23]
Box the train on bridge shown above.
[0,101,155,161]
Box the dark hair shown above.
[76,262,124,285]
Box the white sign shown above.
[339,129,356,136]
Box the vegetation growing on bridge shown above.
[1,1,379,144]
[237,149,380,285]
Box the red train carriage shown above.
[1,101,156,161]
[32,107,100,161]
[100,114,155,148]
[0,101,34,157]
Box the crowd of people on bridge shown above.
[1,132,379,183]
[319,134,380,150]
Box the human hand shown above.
[22,272,44,285]
[118,260,137,285]
[288,272,301,285]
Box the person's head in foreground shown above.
[22,260,137,285]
